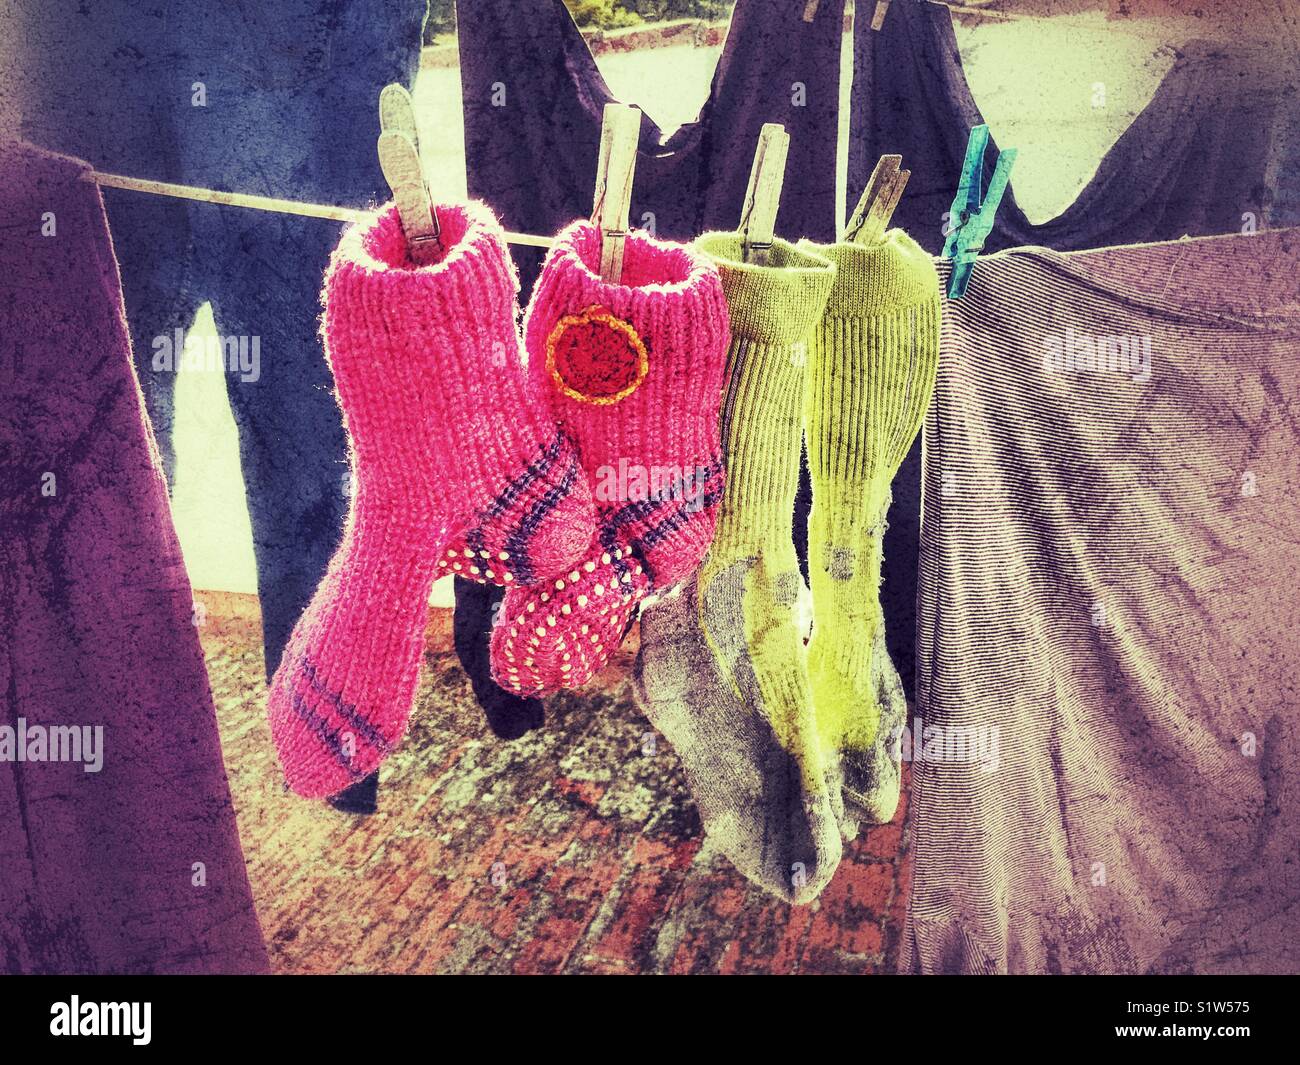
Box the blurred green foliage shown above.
[424,0,732,41]
[564,0,641,29]
[426,1,453,39]
[567,0,733,28]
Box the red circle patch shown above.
[546,305,648,405]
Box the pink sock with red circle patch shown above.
[267,202,596,798]
[489,221,730,694]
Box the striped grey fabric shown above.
[905,229,1300,974]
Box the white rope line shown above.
[85,171,1292,262]
[85,170,555,248]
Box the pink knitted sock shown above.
[267,202,595,797]
[489,221,730,694]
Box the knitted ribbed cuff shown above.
[324,201,554,505]
[800,227,941,488]
[331,200,518,329]
[801,229,939,317]
[327,201,525,405]
[523,220,731,464]
[693,233,835,348]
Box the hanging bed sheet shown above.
[906,227,1300,974]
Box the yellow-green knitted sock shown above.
[801,230,941,823]
[852,595,908,824]
[692,232,841,825]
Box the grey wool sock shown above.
[633,577,842,904]
[629,234,846,902]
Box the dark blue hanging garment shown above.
[457,0,845,291]
[19,1,427,688]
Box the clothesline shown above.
[86,169,1280,261]
[85,170,556,249]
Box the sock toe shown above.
[267,662,409,800]
[489,540,649,693]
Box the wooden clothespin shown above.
[377,83,441,264]
[871,2,892,31]
[591,102,641,283]
[802,1,821,22]
[378,82,419,143]
[843,154,910,246]
[739,123,790,265]
[942,124,1016,299]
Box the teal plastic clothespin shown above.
[942,125,1016,299]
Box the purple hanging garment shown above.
[455,0,845,707]
[852,0,1287,256]
[457,0,845,290]
[854,0,1293,705]
[907,228,1300,973]
[0,142,268,974]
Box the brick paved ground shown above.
[199,596,912,974]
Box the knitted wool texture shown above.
[634,578,841,904]
[267,202,595,798]
[490,221,730,694]
[634,233,844,902]
[848,599,910,825]
[800,230,941,822]
[692,235,833,753]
